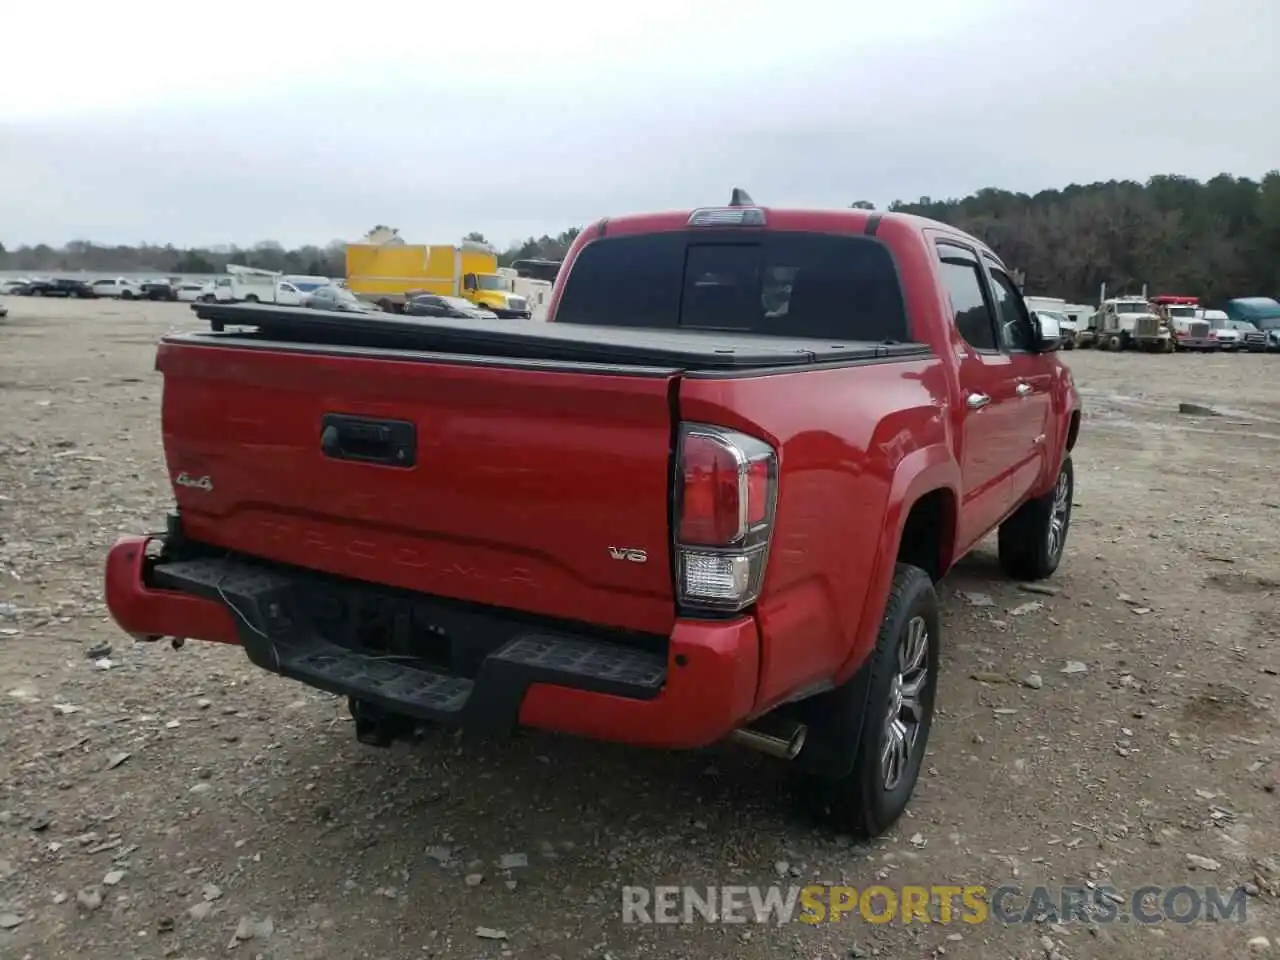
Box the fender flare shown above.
[836,445,959,686]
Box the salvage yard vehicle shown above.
[1152,295,1213,350]
[1074,315,1099,348]
[1031,309,1076,349]
[23,278,97,298]
[103,192,1081,838]
[141,278,180,301]
[1226,297,1280,352]
[300,284,382,314]
[176,282,211,302]
[405,293,499,320]
[1094,296,1172,351]
[1204,310,1247,351]
[347,236,533,318]
[90,277,144,299]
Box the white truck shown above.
[208,265,307,305]
[1092,297,1172,352]
[496,266,553,321]
[1024,296,1078,348]
[89,277,145,299]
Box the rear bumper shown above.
[103,536,760,748]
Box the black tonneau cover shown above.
[186,302,929,371]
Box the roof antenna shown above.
[729,187,754,207]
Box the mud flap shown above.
[788,653,875,779]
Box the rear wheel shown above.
[793,563,939,838]
[244,294,260,303]
[121,290,134,300]
[998,456,1073,581]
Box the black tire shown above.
[998,456,1073,581]
[244,294,260,303]
[29,289,42,297]
[793,563,940,838]
[121,290,134,300]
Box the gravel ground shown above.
[1,297,1278,960]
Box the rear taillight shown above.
[674,424,778,613]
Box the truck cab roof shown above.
[580,205,1005,266]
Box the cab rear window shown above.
[554,230,911,342]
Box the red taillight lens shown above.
[679,434,743,546]
[674,424,779,613]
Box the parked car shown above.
[0,301,7,319]
[90,277,144,299]
[301,284,383,313]
[176,282,212,302]
[140,278,179,301]
[23,278,97,298]
[405,294,499,320]
[1204,310,1248,351]
[0,279,31,295]
[103,192,1080,839]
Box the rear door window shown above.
[936,254,998,351]
[555,231,910,342]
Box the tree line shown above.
[876,171,1280,305]
[3,173,1276,304]
[0,228,586,280]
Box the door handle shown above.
[1016,382,1032,397]
[966,393,991,409]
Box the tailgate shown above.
[156,341,679,636]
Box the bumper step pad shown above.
[149,555,667,732]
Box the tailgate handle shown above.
[319,414,416,468]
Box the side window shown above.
[986,267,1035,352]
[936,245,998,351]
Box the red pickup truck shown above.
[104,194,1080,837]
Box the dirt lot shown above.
[1,297,1277,960]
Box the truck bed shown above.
[187,302,930,371]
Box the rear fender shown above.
[793,449,956,780]
[837,445,958,686]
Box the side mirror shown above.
[1032,312,1061,351]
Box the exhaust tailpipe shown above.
[727,718,807,760]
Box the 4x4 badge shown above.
[175,472,213,492]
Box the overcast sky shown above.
[1,0,1275,249]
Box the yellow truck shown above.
[345,239,532,318]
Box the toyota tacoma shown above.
[104,192,1081,837]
